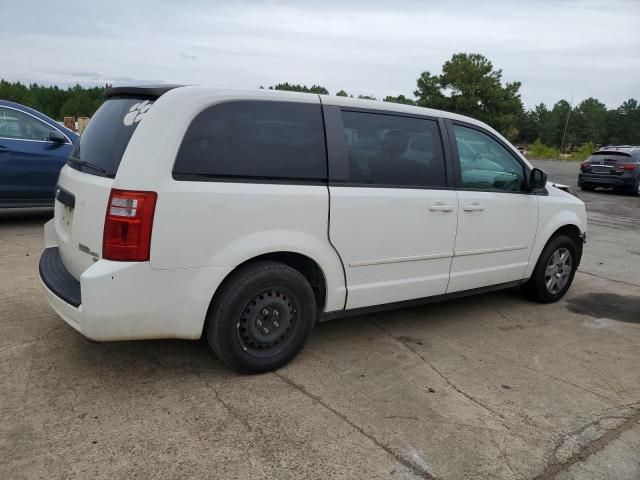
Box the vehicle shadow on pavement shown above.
[46,287,525,380]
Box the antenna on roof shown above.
[560,95,574,154]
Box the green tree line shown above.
[2,53,639,148]
[0,80,108,120]
[263,54,639,149]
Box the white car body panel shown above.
[447,191,538,292]
[150,181,346,311]
[40,86,586,342]
[41,244,230,340]
[329,187,458,309]
[524,185,587,278]
[54,166,113,278]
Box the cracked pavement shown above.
[1,160,639,479]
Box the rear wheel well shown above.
[549,225,583,264]
[215,252,327,312]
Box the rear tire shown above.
[631,179,640,197]
[206,261,316,373]
[524,234,578,303]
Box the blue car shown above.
[0,100,78,208]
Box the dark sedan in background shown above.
[578,146,640,196]
[0,100,78,208]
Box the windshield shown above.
[68,97,154,177]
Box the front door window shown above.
[453,125,524,192]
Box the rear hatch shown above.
[54,87,174,279]
[581,151,634,176]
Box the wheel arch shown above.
[234,252,328,311]
[526,220,585,278]
[551,223,583,261]
[203,250,341,339]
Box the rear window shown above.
[173,101,326,182]
[588,151,634,163]
[68,97,154,177]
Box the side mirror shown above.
[528,168,547,192]
[48,130,67,144]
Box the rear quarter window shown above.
[173,101,327,182]
[69,97,154,177]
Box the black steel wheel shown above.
[237,288,298,358]
[206,261,316,373]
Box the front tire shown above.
[524,234,578,303]
[206,261,316,373]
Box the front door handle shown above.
[429,203,454,212]
[463,203,485,212]
[0,145,8,153]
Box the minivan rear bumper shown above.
[40,247,88,337]
[40,224,232,341]
[40,247,81,307]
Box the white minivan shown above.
[40,85,587,372]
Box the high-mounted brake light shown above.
[103,189,157,261]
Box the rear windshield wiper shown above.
[67,158,109,176]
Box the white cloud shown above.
[0,0,638,108]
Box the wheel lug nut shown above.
[273,309,279,317]
[263,328,270,335]
[256,320,262,327]
[273,321,280,328]
[262,308,269,315]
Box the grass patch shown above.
[527,140,595,161]
[529,139,560,159]
[569,143,595,161]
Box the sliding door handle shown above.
[463,203,485,212]
[428,203,454,212]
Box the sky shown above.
[1,0,638,109]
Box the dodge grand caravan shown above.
[40,85,587,372]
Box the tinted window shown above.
[69,97,154,177]
[453,125,525,192]
[587,152,634,164]
[0,107,55,141]
[341,111,446,187]
[174,101,326,181]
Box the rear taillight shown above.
[580,161,589,170]
[617,164,637,171]
[103,189,157,261]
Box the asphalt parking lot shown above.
[1,160,639,480]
